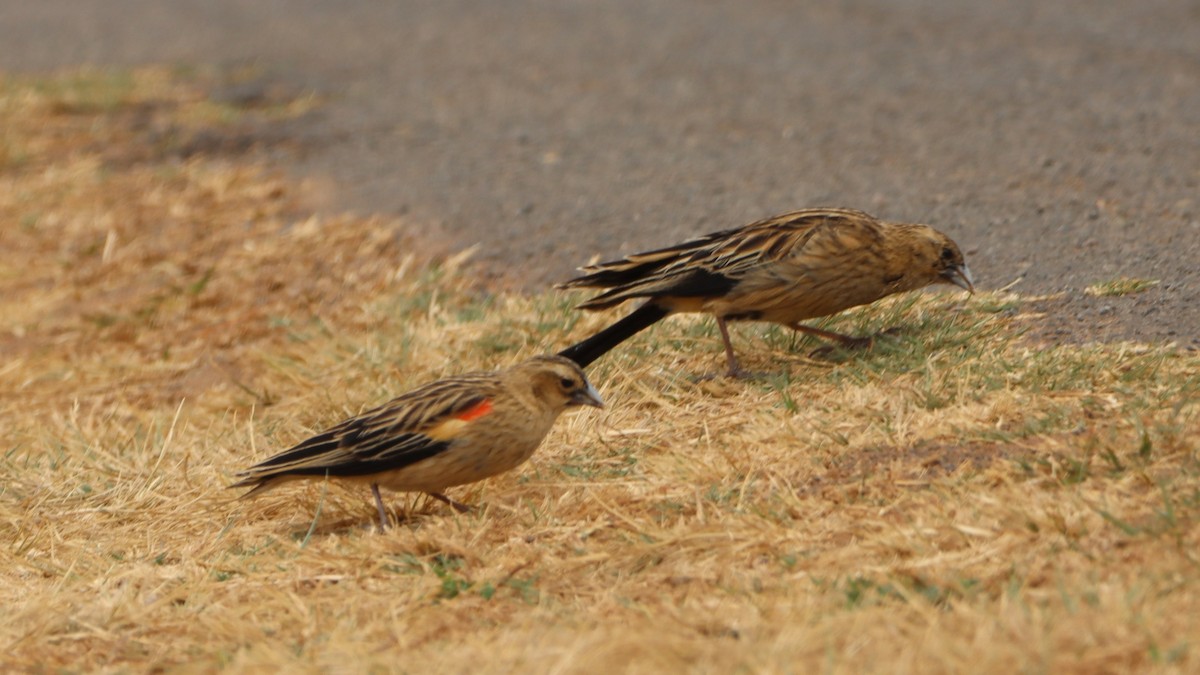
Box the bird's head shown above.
[520,355,605,411]
[906,226,975,294]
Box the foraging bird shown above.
[557,207,974,375]
[230,355,604,529]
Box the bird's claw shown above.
[693,367,757,382]
[808,327,904,358]
[809,337,872,359]
[428,492,472,514]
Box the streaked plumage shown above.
[230,355,604,529]
[557,207,974,375]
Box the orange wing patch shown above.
[424,398,494,441]
[454,399,494,422]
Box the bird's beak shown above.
[942,263,975,294]
[571,381,605,409]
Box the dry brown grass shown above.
[2,68,1198,674]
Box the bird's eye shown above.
[940,246,955,262]
[559,376,575,389]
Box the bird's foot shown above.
[428,492,472,514]
[693,367,758,382]
[809,336,869,359]
[808,328,903,359]
[725,367,762,380]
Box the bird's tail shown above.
[227,476,272,499]
[558,303,669,368]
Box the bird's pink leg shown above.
[790,322,904,357]
[788,322,866,347]
[716,318,746,377]
[428,492,472,514]
[371,483,389,531]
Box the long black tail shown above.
[558,303,669,368]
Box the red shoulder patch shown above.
[453,399,494,422]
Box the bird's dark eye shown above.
[940,246,955,262]
[559,376,575,389]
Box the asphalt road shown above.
[3,0,1197,345]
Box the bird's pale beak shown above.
[571,381,605,409]
[942,264,975,293]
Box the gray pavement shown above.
[2,0,1197,345]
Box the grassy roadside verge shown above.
[2,68,1197,673]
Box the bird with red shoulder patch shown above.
[230,355,604,530]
